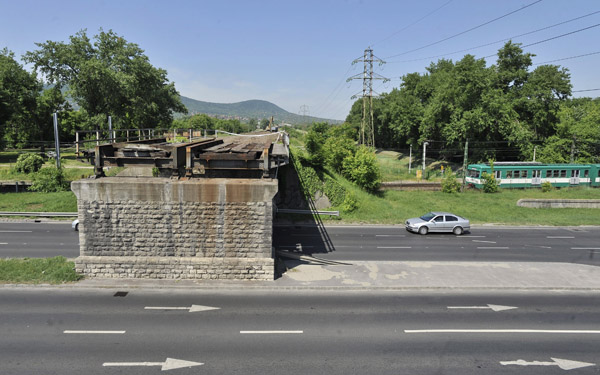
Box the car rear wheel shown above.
[453,226,463,235]
[418,226,428,235]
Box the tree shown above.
[0,48,41,149]
[342,146,381,192]
[305,122,330,166]
[23,29,186,131]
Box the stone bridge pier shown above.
[72,177,278,280]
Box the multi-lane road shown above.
[2,221,600,374]
[2,222,600,266]
[1,288,600,374]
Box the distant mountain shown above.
[179,96,342,125]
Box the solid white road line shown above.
[472,240,497,243]
[375,235,406,237]
[572,247,600,250]
[405,329,600,334]
[240,330,303,334]
[0,243,7,245]
[477,247,509,249]
[377,246,412,249]
[64,330,125,334]
[0,231,32,233]
[547,236,575,239]
[463,236,486,238]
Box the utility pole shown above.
[461,140,469,191]
[52,113,61,169]
[408,145,412,175]
[347,47,389,148]
[422,141,429,175]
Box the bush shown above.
[481,172,499,193]
[441,170,461,193]
[541,181,553,192]
[30,167,70,193]
[342,146,381,193]
[14,153,44,174]
[325,136,356,173]
[341,192,358,213]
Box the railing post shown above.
[76,132,80,156]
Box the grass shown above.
[324,170,600,226]
[0,191,77,212]
[0,149,94,182]
[0,256,82,284]
[376,150,462,182]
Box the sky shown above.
[1,0,599,121]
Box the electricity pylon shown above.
[347,47,389,148]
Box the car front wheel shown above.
[418,226,429,235]
[453,226,463,235]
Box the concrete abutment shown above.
[72,177,278,280]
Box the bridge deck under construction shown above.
[91,131,289,179]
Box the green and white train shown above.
[466,162,600,189]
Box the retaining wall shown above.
[517,199,600,208]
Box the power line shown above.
[573,88,600,93]
[484,23,600,59]
[384,0,543,59]
[371,0,454,47]
[387,10,600,64]
[533,51,600,66]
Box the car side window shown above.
[434,216,444,223]
[446,215,458,222]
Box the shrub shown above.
[341,192,358,213]
[30,167,70,193]
[481,172,499,193]
[14,153,44,174]
[441,169,461,193]
[152,167,160,177]
[304,123,329,166]
[325,136,356,173]
[342,146,381,193]
[541,181,553,192]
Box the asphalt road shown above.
[274,225,600,266]
[1,288,599,374]
[0,221,79,258]
[2,222,600,267]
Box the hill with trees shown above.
[179,96,341,125]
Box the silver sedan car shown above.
[405,212,470,235]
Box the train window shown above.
[584,170,589,178]
[506,171,513,178]
[560,170,567,178]
[495,170,501,179]
[521,170,528,178]
[546,170,552,178]
[468,169,480,178]
[553,170,560,178]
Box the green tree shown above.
[23,29,186,131]
[342,146,381,192]
[324,136,356,173]
[305,122,329,166]
[0,48,41,149]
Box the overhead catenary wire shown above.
[371,0,454,48]
[384,0,543,59]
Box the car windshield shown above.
[420,212,436,221]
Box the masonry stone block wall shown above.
[72,177,278,280]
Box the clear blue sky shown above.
[1,0,599,120]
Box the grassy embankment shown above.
[0,256,82,284]
[324,150,600,226]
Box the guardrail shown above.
[0,212,78,217]
[275,208,340,216]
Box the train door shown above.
[532,170,541,185]
[570,170,580,185]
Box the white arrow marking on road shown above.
[103,357,204,371]
[501,358,595,370]
[144,305,220,312]
[447,304,518,312]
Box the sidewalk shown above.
[7,260,600,291]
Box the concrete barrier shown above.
[517,199,600,208]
